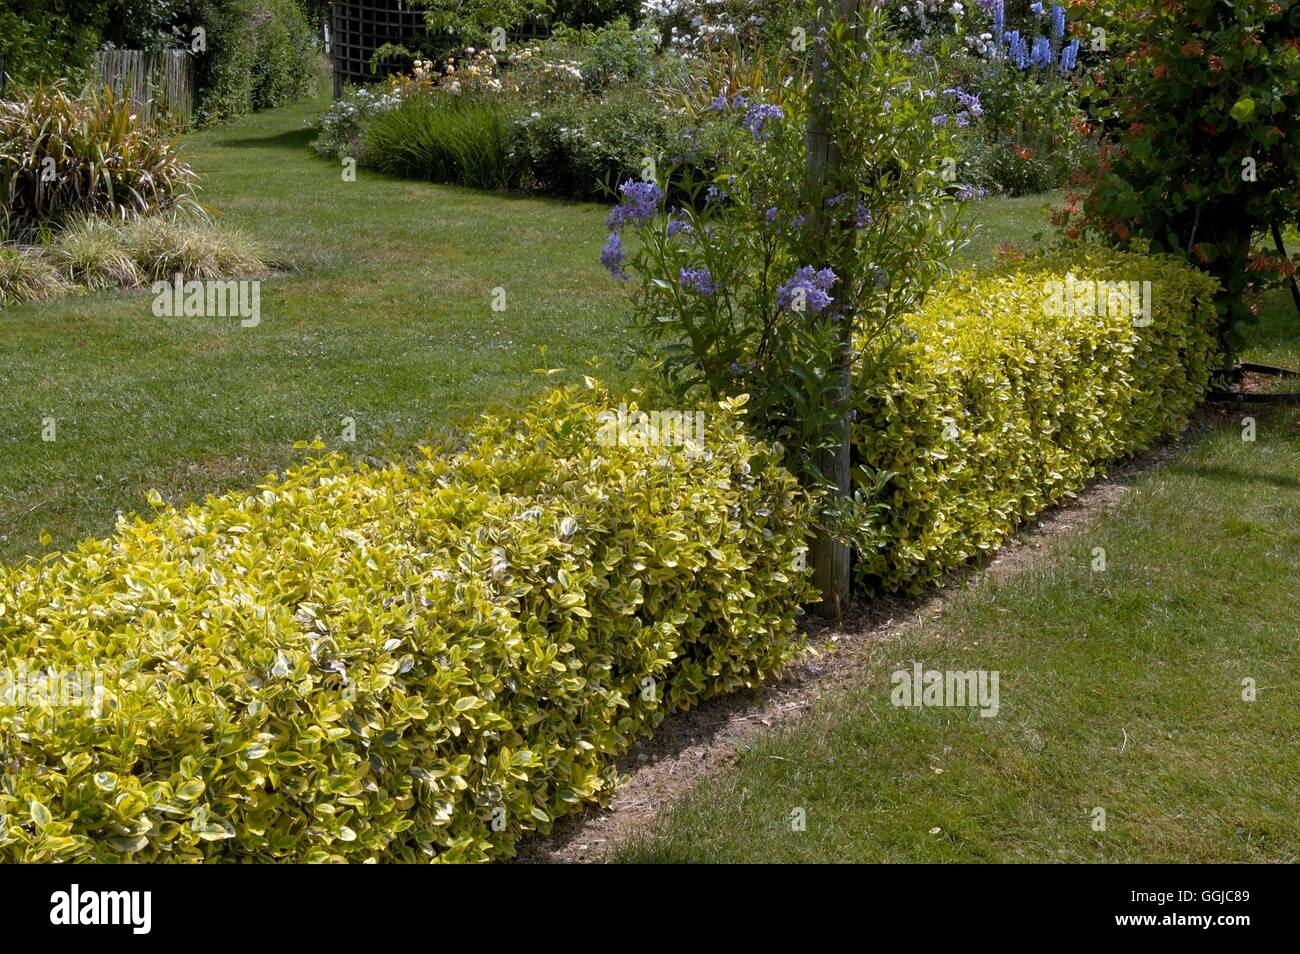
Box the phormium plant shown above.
[0,82,197,238]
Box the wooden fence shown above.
[94,50,195,124]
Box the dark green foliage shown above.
[363,95,517,190]
[186,0,318,124]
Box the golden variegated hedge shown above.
[853,246,1220,593]
[0,384,814,862]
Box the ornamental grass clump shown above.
[361,96,517,191]
[0,245,66,305]
[0,383,815,862]
[45,216,142,290]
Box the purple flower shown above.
[1006,31,1028,70]
[1030,36,1053,68]
[956,184,988,200]
[1060,38,1080,73]
[790,214,807,230]
[1051,5,1066,42]
[606,180,664,229]
[679,266,719,296]
[708,93,728,112]
[705,184,727,204]
[941,87,977,119]
[932,114,950,127]
[742,102,784,142]
[601,232,627,280]
[666,216,693,237]
[992,0,1004,41]
[1030,1,1044,13]
[905,39,923,55]
[827,193,847,208]
[855,205,874,228]
[776,266,837,315]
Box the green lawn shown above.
[0,87,1064,564]
[617,406,1300,863]
[0,87,630,561]
[4,85,1299,865]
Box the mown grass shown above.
[617,404,1300,863]
[2,85,1293,574]
[0,86,630,561]
[0,86,1058,563]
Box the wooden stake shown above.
[807,1,861,621]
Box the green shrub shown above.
[0,2,195,86]
[312,85,406,162]
[249,0,320,110]
[0,383,814,862]
[0,2,105,86]
[511,87,725,199]
[852,247,1220,594]
[0,83,197,237]
[363,95,517,190]
[963,133,1073,198]
[1061,0,1300,358]
[564,17,660,91]
[188,0,318,124]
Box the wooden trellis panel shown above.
[330,0,430,97]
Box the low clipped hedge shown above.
[0,384,814,862]
[853,246,1220,594]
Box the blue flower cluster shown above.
[940,86,984,127]
[1002,5,1079,75]
[606,179,664,229]
[602,179,666,279]
[1051,4,1067,41]
[679,266,719,296]
[776,266,838,315]
[708,91,785,143]
[666,216,693,237]
[601,233,627,280]
[1059,39,1080,73]
[1030,35,1053,68]
[742,102,785,142]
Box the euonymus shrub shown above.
[853,247,1220,593]
[0,384,814,862]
